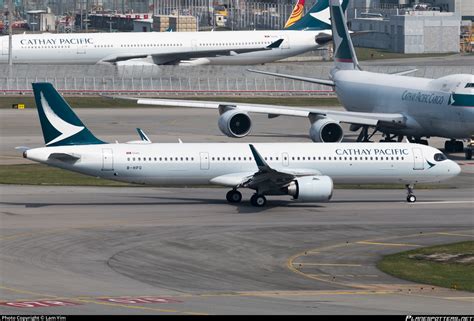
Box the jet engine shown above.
[218,110,252,138]
[309,119,344,143]
[287,175,334,202]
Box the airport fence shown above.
[0,76,334,96]
[1,63,472,97]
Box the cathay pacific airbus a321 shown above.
[19,83,460,207]
[0,0,344,66]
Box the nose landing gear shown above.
[406,184,416,203]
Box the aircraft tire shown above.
[251,194,266,207]
[226,190,242,203]
[407,194,416,203]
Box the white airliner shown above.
[0,0,343,66]
[126,0,474,159]
[20,82,460,207]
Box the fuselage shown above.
[0,30,322,65]
[334,70,474,139]
[25,142,460,186]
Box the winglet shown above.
[249,144,269,170]
[267,38,284,49]
[136,128,151,143]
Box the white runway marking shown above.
[413,201,474,205]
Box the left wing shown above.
[115,96,406,128]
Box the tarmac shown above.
[0,186,473,314]
[0,104,473,315]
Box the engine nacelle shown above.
[309,119,344,143]
[218,110,252,138]
[287,175,334,202]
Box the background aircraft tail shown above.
[329,0,360,71]
[32,82,105,146]
[285,0,349,31]
[284,0,305,29]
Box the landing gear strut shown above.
[250,193,267,207]
[226,189,242,203]
[406,184,416,203]
[357,126,378,142]
[465,137,473,160]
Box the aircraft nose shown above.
[449,161,461,177]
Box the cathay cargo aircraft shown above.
[0,0,344,66]
[19,83,460,207]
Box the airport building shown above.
[351,10,461,53]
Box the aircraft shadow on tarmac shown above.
[1,195,403,214]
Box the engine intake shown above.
[218,110,252,138]
[309,119,344,143]
[287,175,333,202]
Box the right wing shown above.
[115,96,406,128]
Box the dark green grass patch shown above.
[0,163,131,186]
[377,241,474,292]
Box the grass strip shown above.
[377,241,474,292]
[0,96,339,109]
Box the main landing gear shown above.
[445,139,473,160]
[406,184,416,203]
[226,189,242,203]
[250,194,267,207]
[444,139,464,154]
[465,138,473,160]
[225,189,267,207]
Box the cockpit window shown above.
[465,83,474,88]
[434,153,447,162]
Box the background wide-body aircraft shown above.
[126,0,474,159]
[20,82,460,207]
[0,0,346,66]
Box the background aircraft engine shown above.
[218,110,252,138]
[309,119,344,143]
[287,175,333,202]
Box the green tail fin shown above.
[330,0,360,70]
[32,82,106,146]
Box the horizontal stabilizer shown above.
[15,146,30,152]
[247,69,335,87]
[390,69,418,76]
[48,152,80,162]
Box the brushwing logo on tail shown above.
[310,0,344,27]
[40,92,84,145]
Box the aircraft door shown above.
[200,152,209,170]
[102,148,114,171]
[77,44,86,54]
[1,38,8,55]
[191,39,198,51]
[282,152,289,167]
[277,35,290,49]
[412,148,424,170]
